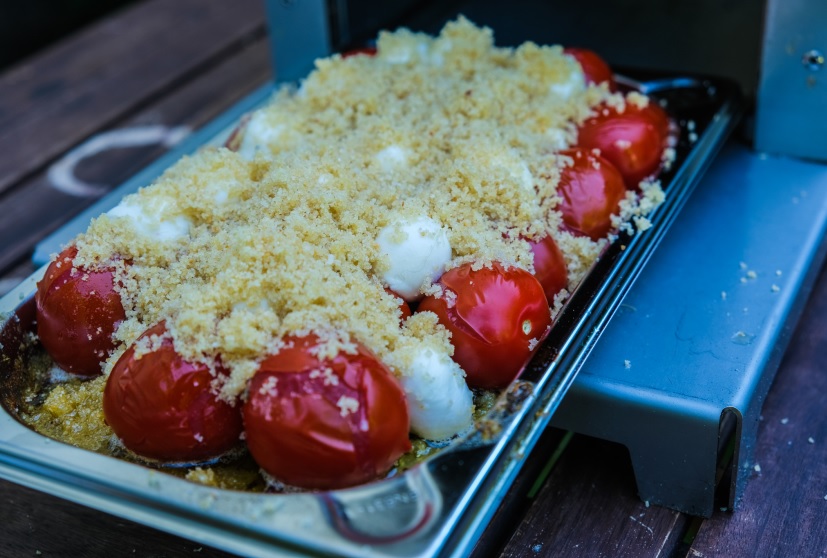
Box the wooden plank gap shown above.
[0,0,266,197]
[0,36,272,276]
[0,22,268,202]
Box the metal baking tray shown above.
[0,74,742,557]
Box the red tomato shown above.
[576,100,669,188]
[639,101,671,143]
[103,322,243,463]
[385,287,412,323]
[417,262,551,389]
[242,334,411,490]
[528,235,568,301]
[342,46,377,58]
[556,148,628,241]
[563,47,615,90]
[35,245,125,376]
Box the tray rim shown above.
[0,74,744,558]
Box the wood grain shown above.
[496,434,690,558]
[688,261,827,558]
[0,0,266,197]
[0,35,272,275]
[0,480,233,557]
[470,428,571,557]
[0,259,35,298]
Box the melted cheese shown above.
[377,216,452,301]
[397,346,474,441]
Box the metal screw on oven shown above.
[801,50,824,71]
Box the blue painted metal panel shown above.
[265,0,332,82]
[553,143,827,515]
[755,0,827,161]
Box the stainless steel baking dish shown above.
[0,75,742,558]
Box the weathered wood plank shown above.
[689,261,827,557]
[0,480,233,557]
[0,259,35,298]
[0,36,272,275]
[470,428,571,557]
[0,0,266,196]
[497,434,690,557]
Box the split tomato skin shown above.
[242,334,411,490]
[563,47,615,90]
[576,101,669,188]
[103,322,243,463]
[527,235,569,302]
[556,148,628,241]
[418,262,551,389]
[35,245,125,376]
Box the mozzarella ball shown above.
[237,111,285,160]
[377,216,451,301]
[398,347,474,441]
[375,145,410,172]
[107,198,190,242]
[550,60,586,100]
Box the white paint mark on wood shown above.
[48,125,191,197]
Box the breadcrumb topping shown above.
[337,395,360,417]
[68,17,663,401]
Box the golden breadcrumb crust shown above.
[66,17,664,402]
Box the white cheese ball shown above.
[377,216,451,301]
[487,149,535,191]
[550,58,586,100]
[237,111,285,160]
[107,198,190,242]
[398,348,474,441]
[381,36,430,65]
[375,145,410,172]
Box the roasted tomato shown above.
[242,334,411,490]
[385,287,412,323]
[342,46,377,58]
[639,101,671,143]
[556,148,628,241]
[576,100,669,188]
[103,322,243,463]
[527,235,569,302]
[563,47,615,90]
[35,245,125,376]
[417,262,551,389]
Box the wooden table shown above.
[1,1,825,556]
